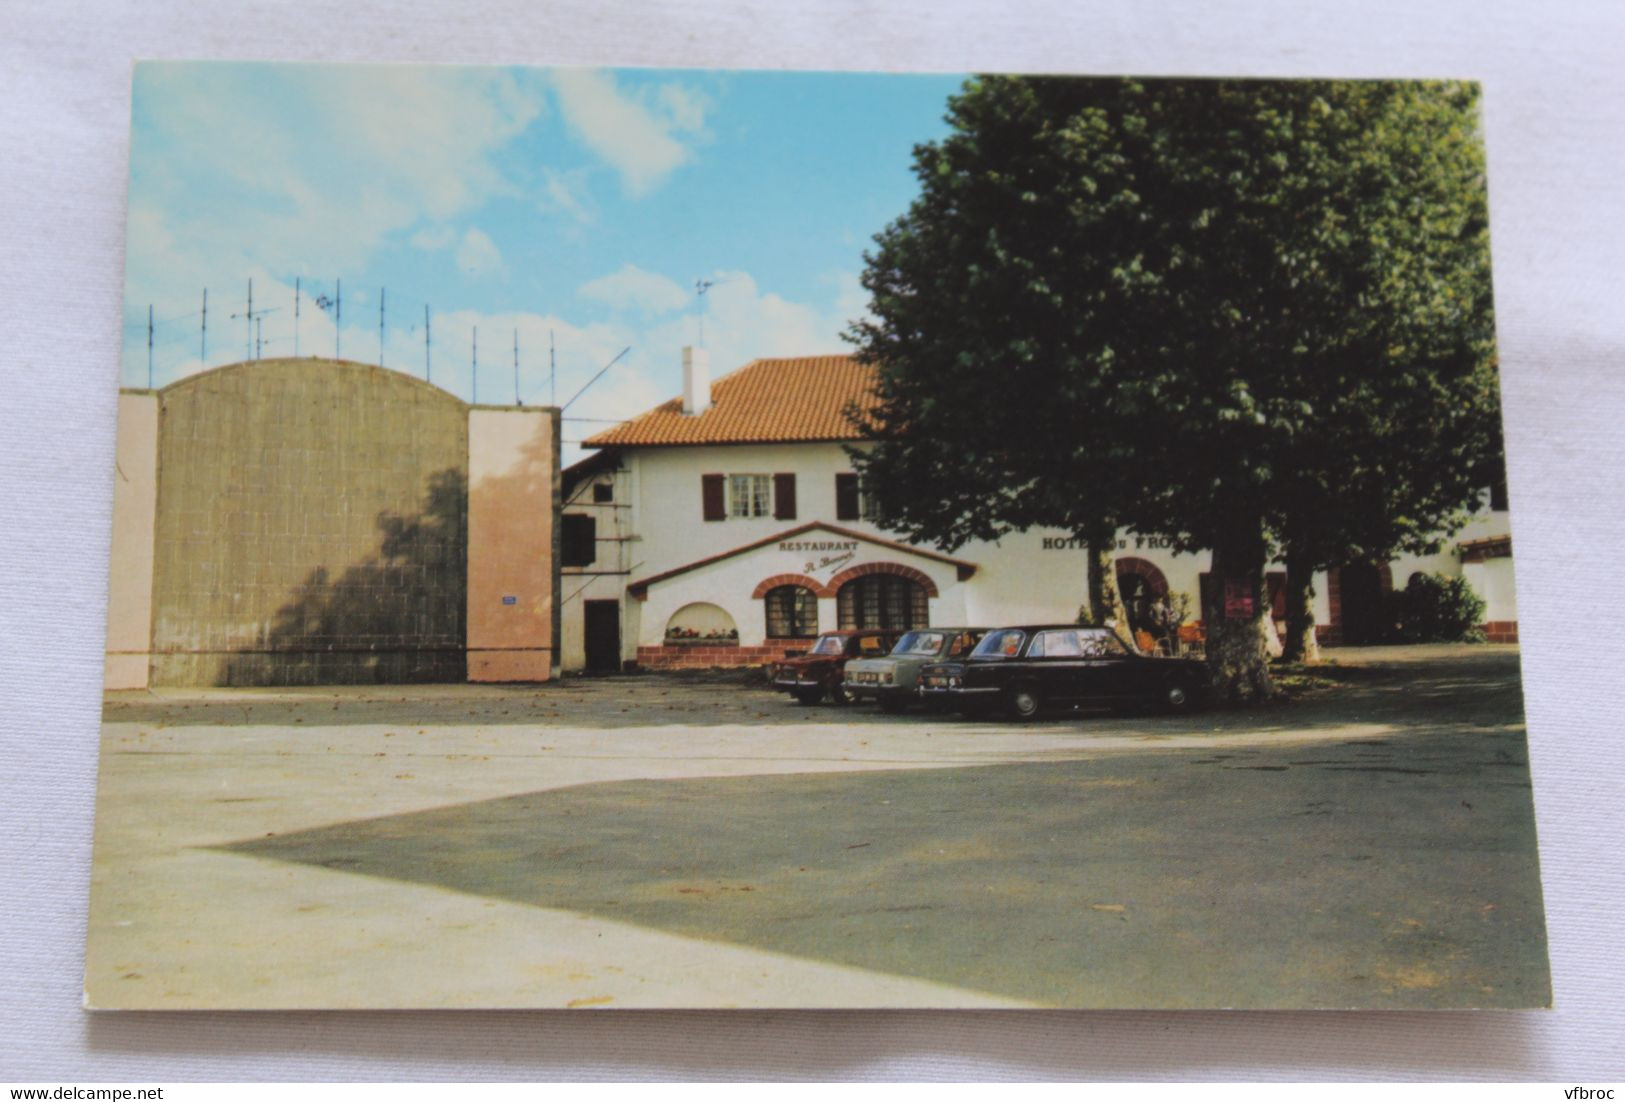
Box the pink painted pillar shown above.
[466,406,560,682]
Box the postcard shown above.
[87,63,1548,1009]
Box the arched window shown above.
[837,574,929,630]
[764,585,818,639]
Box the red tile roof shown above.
[582,354,878,448]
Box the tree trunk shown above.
[1085,531,1134,648]
[1201,527,1277,703]
[1281,545,1321,664]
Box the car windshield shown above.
[892,631,948,656]
[808,635,846,656]
[970,629,1026,658]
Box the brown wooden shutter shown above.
[835,472,860,520]
[773,473,797,520]
[702,473,726,521]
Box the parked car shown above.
[770,629,901,705]
[917,625,1208,719]
[843,628,988,712]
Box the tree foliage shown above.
[848,76,1502,697]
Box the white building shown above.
[558,349,1517,671]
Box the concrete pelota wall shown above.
[466,406,560,681]
[148,359,470,686]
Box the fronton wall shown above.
[148,359,469,686]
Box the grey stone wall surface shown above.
[150,358,468,685]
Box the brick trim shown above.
[635,641,807,670]
[626,520,976,597]
[752,573,833,599]
[826,561,939,598]
[1114,556,1169,598]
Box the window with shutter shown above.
[773,473,797,520]
[835,472,860,520]
[701,473,726,521]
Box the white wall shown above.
[567,439,1519,663]
[559,462,633,670]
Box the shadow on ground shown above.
[219,724,1548,1009]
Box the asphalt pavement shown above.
[85,644,1549,1009]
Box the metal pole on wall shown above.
[379,286,386,368]
[424,305,431,383]
[147,305,154,388]
[201,288,207,365]
[335,278,342,359]
[472,326,479,404]
[246,278,253,361]
[294,277,300,357]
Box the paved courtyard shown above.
[84,644,1549,1009]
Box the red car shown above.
[770,629,901,705]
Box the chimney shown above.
[682,345,711,415]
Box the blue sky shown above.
[121,63,963,454]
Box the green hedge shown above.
[1386,573,1487,643]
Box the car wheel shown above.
[793,687,824,706]
[829,680,855,706]
[1163,679,1194,713]
[1005,685,1042,721]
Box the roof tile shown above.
[582,355,877,448]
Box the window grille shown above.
[729,474,771,518]
[836,574,928,630]
[765,585,818,638]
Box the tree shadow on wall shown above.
[223,468,468,686]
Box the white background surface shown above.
[3,0,1622,1082]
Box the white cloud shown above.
[656,83,707,132]
[455,227,507,279]
[124,64,546,313]
[538,168,595,224]
[578,264,690,315]
[550,69,706,196]
[409,225,457,251]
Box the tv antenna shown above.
[694,275,740,347]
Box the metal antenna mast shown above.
[336,278,342,359]
[147,306,154,387]
[472,326,478,404]
[694,276,739,347]
[549,329,556,406]
[562,346,631,412]
[201,288,207,364]
[379,287,386,368]
[513,328,521,406]
[424,305,432,382]
[293,278,300,357]
[231,283,277,361]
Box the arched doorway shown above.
[836,571,930,631]
[1115,556,1170,638]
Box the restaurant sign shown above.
[780,539,859,576]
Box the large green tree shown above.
[848,76,1502,699]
